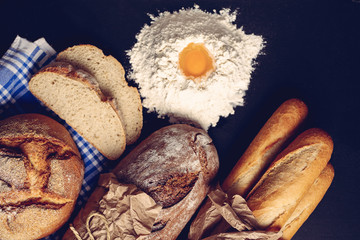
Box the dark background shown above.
[1,0,359,239]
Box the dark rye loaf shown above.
[113,124,219,240]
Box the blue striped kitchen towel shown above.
[0,36,109,239]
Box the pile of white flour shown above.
[127,5,264,130]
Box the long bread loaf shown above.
[222,98,308,197]
[280,163,334,240]
[246,128,333,231]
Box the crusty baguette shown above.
[222,98,308,197]
[29,61,126,160]
[280,163,334,240]
[246,128,333,231]
[56,44,143,145]
[0,114,84,240]
[113,124,219,240]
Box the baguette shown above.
[246,128,334,231]
[280,163,334,240]
[222,98,308,197]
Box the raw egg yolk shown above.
[179,43,215,82]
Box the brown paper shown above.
[63,173,162,240]
[188,184,282,240]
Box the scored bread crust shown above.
[0,113,80,155]
[113,124,219,240]
[222,98,308,197]
[280,163,334,240]
[56,44,143,145]
[0,114,84,240]
[29,61,127,160]
[246,128,333,231]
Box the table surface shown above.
[1,0,359,239]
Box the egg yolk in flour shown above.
[179,43,215,82]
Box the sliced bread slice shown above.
[29,62,126,160]
[56,45,142,145]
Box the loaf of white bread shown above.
[220,99,334,239]
[280,163,334,240]
[29,45,142,160]
[0,114,84,240]
[246,128,333,233]
[222,98,308,197]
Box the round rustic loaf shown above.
[0,114,84,240]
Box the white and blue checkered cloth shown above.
[0,36,109,239]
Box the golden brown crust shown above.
[246,128,333,231]
[0,114,84,240]
[0,113,80,155]
[222,98,308,197]
[280,163,334,240]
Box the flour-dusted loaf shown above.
[29,61,126,160]
[222,98,308,197]
[246,128,334,231]
[113,124,219,240]
[0,114,84,240]
[56,44,143,145]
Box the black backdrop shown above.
[1,0,359,239]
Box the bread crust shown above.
[36,61,111,103]
[58,44,126,87]
[0,114,84,240]
[222,98,308,197]
[280,163,334,240]
[246,128,333,231]
[113,124,219,240]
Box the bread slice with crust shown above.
[29,61,126,160]
[56,44,143,145]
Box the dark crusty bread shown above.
[222,98,308,197]
[0,114,84,240]
[29,61,127,160]
[246,128,333,231]
[280,163,334,240]
[113,124,219,240]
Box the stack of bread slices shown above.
[29,45,143,160]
